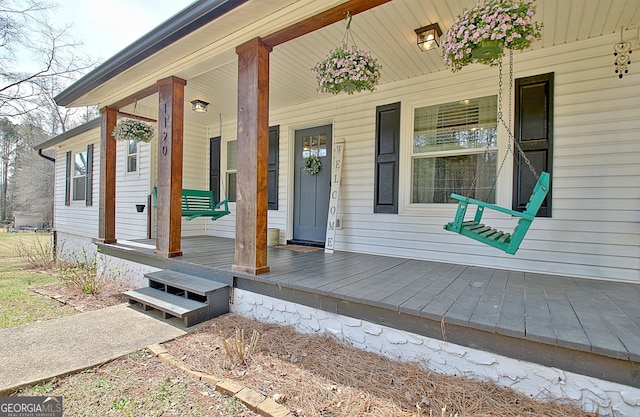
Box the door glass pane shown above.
[301,134,328,157]
[318,134,327,157]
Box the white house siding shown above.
[180,121,209,237]
[114,139,151,240]
[202,33,639,283]
[204,118,242,240]
[203,115,293,244]
[53,130,100,239]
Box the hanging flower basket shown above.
[312,44,382,94]
[303,154,322,175]
[312,13,382,95]
[442,0,542,72]
[112,118,155,143]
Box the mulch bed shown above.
[28,278,593,416]
[164,314,593,417]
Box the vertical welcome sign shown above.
[325,139,344,253]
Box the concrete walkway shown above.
[0,304,187,394]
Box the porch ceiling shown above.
[78,0,640,123]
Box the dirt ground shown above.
[25,281,595,417]
[30,280,130,312]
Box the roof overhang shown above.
[54,0,249,107]
[34,118,101,151]
[54,0,640,114]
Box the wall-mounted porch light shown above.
[415,23,442,52]
[191,99,209,113]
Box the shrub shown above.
[15,233,55,269]
[56,248,103,295]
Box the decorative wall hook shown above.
[614,27,632,79]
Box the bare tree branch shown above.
[0,0,99,122]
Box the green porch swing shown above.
[443,51,550,255]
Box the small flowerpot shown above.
[341,81,357,93]
[472,39,505,59]
[136,204,145,213]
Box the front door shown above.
[292,125,332,245]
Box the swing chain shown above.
[485,58,513,200]
[497,50,540,182]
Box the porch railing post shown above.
[232,38,272,275]
[155,76,186,258]
[98,106,117,244]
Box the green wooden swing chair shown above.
[443,51,550,255]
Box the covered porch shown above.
[46,0,639,285]
[98,235,640,391]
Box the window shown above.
[226,140,237,202]
[411,95,498,204]
[126,140,138,173]
[65,145,93,206]
[213,126,279,207]
[72,150,87,201]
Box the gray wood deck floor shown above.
[106,236,640,386]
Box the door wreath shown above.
[304,155,321,175]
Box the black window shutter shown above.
[268,125,279,210]
[513,73,553,217]
[374,102,401,213]
[65,151,71,206]
[209,137,221,203]
[85,144,94,206]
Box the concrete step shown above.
[126,269,231,327]
[125,287,209,327]
[145,269,228,296]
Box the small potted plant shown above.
[112,118,155,143]
[442,0,542,72]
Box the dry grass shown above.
[16,349,259,417]
[165,314,593,417]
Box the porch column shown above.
[154,76,186,258]
[98,106,117,244]
[232,38,272,275]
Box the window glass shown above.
[73,151,87,201]
[227,172,237,202]
[127,140,138,173]
[226,140,237,201]
[411,96,498,204]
